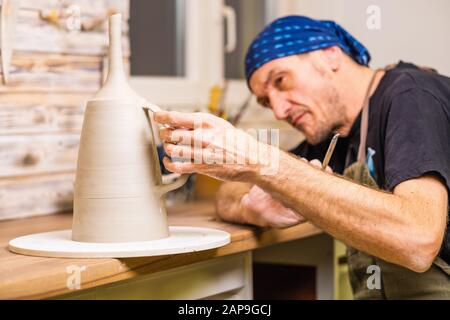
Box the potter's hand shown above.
[240,185,306,228]
[155,111,276,182]
[221,158,329,228]
[303,158,333,173]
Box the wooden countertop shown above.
[0,201,321,300]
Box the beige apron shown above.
[343,69,450,300]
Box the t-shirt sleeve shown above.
[384,88,450,191]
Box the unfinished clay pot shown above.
[72,13,188,243]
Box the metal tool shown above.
[143,103,162,113]
[322,133,340,170]
[142,104,171,131]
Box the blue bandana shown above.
[245,15,371,83]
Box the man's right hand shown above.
[215,158,332,228]
[239,185,305,228]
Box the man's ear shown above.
[321,46,342,71]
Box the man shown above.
[155,16,450,299]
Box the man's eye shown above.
[257,97,270,108]
[274,76,284,88]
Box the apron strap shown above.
[356,69,385,163]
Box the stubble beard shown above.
[303,85,345,145]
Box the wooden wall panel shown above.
[0,174,74,220]
[0,0,130,221]
[15,0,130,56]
[0,93,89,135]
[19,0,130,16]
[0,134,79,177]
[0,52,102,93]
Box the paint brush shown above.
[322,133,340,170]
[143,103,162,113]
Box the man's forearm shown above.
[254,150,446,272]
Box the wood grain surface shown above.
[0,201,322,299]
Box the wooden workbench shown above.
[0,201,321,300]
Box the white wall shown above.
[276,0,450,76]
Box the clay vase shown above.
[72,13,188,243]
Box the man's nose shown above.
[269,93,290,120]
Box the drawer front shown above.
[60,252,253,300]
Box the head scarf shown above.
[245,15,371,83]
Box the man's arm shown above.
[155,110,448,273]
[256,151,448,272]
[216,181,306,228]
[215,182,252,224]
[215,159,328,227]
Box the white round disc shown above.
[8,226,230,258]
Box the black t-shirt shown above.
[290,62,450,264]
